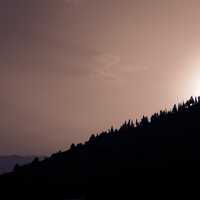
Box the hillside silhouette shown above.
[0,155,42,175]
[1,96,200,199]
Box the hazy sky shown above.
[1,0,200,155]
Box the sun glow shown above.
[186,63,200,97]
[192,78,200,97]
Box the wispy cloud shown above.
[91,53,149,81]
[93,54,121,80]
[64,0,83,6]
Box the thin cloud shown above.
[64,0,83,6]
[91,53,149,81]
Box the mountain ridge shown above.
[0,155,44,175]
[1,96,200,199]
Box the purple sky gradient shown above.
[1,0,200,155]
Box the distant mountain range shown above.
[1,96,200,199]
[0,155,42,174]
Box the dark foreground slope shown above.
[1,96,200,199]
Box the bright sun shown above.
[192,78,200,96]
[185,59,200,97]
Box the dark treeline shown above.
[1,96,200,199]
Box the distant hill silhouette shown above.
[1,96,200,199]
[0,155,39,174]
